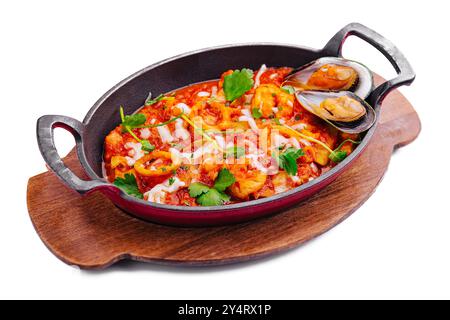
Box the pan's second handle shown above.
[36,115,108,194]
[323,22,415,106]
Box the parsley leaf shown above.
[197,189,230,206]
[252,108,262,119]
[224,146,245,159]
[120,106,147,133]
[277,147,305,176]
[119,106,156,153]
[122,113,146,129]
[140,140,155,152]
[188,182,210,198]
[223,69,254,101]
[168,177,175,186]
[113,173,143,199]
[281,85,295,94]
[188,169,235,206]
[145,93,164,106]
[329,150,348,163]
[328,139,361,163]
[213,168,236,192]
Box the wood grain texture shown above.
[27,75,421,269]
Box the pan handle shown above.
[322,22,415,106]
[36,115,109,194]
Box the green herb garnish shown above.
[213,168,236,192]
[168,177,175,186]
[120,106,155,153]
[188,182,211,198]
[223,69,254,101]
[281,85,295,94]
[122,113,146,129]
[329,150,348,163]
[197,189,230,206]
[328,139,361,163]
[145,93,164,106]
[276,147,305,176]
[113,173,143,199]
[188,168,235,206]
[140,140,155,152]
[252,108,262,119]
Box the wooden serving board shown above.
[27,76,421,270]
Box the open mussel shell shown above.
[295,90,376,134]
[284,57,374,99]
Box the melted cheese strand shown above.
[254,64,267,88]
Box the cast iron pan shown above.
[36,23,415,226]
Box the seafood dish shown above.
[104,59,374,206]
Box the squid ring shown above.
[134,151,181,177]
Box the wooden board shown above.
[27,76,421,269]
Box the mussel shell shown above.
[295,90,376,134]
[285,57,374,99]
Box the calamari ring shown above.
[134,151,181,177]
[110,155,129,169]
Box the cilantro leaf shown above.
[113,173,143,199]
[281,85,295,94]
[197,189,230,206]
[213,168,236,192]
[224,146,245,159]
[223,69,254,101]
[123,113,146,129]
[329,150,347,163]
[277,147,305,176]
[119,106,147,133]
[188,169,235,206]
[188,182,210,198]
[328,139,361,163]
[168,177,175,186]
[119,106,156,153]
[140,140,155,152]
[252,108,262,119]
[145,93,164,106]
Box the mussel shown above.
[295,90,376,134]
[284,57,373,99]
[283,57,376,133]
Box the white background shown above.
[1,0,449,299]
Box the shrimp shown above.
[228,162,267,200]
[251,84,294,118]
